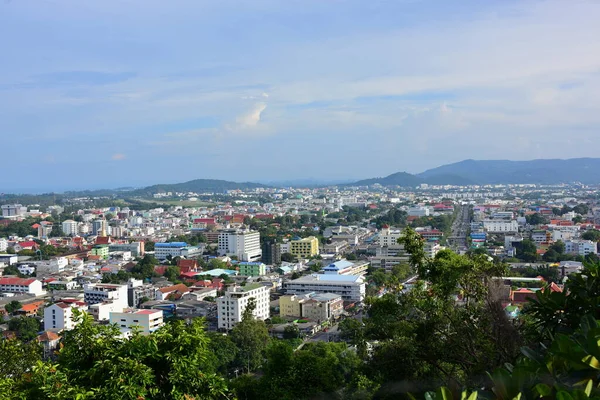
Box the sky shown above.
[1,0,600,191]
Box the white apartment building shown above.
[483,220,519,233]
[0,239,8,252]
[83,283,129,308]
[154,242,190,260]
[88,301,124,321]
[378,226,403,247]
[62,220,79,236]
[217,284,270,330]
[109,309,164,335]
[565,240,598,257]
[284,274,366,302]
[0,277,44,296]
[218,230,262,262]
[1,204,27,217]
[322,260,369,276]
[44,301,88,331]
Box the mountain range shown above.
[346,158,600,187]
[34,158,600,197]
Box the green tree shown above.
[164,265,181,283]
[525,213,545,225]
[4,300,23,315]
[282,324,300,340]
[516,239,539,262]
[280,253,295,263]
[8,316,41,341]
[230,298,270,373]
[0,338,41,378]
[582,229,600,242]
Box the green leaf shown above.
[437,387,453,400]
[556,391,575,400]
[533,383,552,397]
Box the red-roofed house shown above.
[37,331,61,358]
[95,236,112,245]
[192,278,224,291]
[511,288,537,303]
[0,277,43,295]
[14,241,38,252]
[154,265,170,276]
[16,300,45,316]
[156,284,190,300]
[177,259,199,273]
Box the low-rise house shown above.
[43,301,87,331]
[109,309,164,335]
[0,277,44,296]
[155,283,190,301]
[37,331,61,359]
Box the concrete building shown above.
[217,284,270,330]
[218,230,262,262]
[83,283,129,308]
[153,242,202,260]
[284,274,365,302]
[0,277,44,296]
[44,301,87,331]
[109,242,145,257]
[91,245,109,259]
[127,278,156,308]
[565,240,598,257]
[92,219,107,236]
[62,220,79,236]
[378,226,403,247]
[483,220,519,234]
[88,301,125,321]
[321,259,369,276]
[1,204,27,218]
[37,221,53,239]
[289,236,320,259]
[109,309,164,335]
[0,254,18,265]
[0,239,7,252]
[279,292,343,322]
[238,262,266,277]
[261,240,281,265]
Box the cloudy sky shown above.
[1,0,599,191]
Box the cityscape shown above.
[2,0,600,399]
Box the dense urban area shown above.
[1,181,600,399]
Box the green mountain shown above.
[131,179,270,196]
[417,158,600,184]
[349,172,424,187]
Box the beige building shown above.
[289,236,320,259]
[279,292,343,322]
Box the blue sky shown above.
[1,0,600,191]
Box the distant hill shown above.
[349,172,424,187]
[417,158,600,184]
[131,179,270,196]
[345,158,600,187]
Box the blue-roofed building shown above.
[154,242,204,260]
[200,268,238,277]
[322,259,369,276]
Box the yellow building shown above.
[289,236,319,259]
[279,294,303,318]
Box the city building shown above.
[109,242,145,257]
[0,277,44,296]
[482,220,519,233]
[284,274,366,302]
[217,284,270,330]
[289,236,320,259]
[0,239,7,252]
[92,219,107,236]
[88,301,126,321]
[37,221,53,239]
[279,293,344,322]
[565,240,598,256]
[1,204,27,218]
[0,254,18,265]
[321,259,369,276]
[43,301,87,331]
[238,262,266,277]
[109,309,164,335]
[153,242,202,260]
[91,245,109,259]
[127,278,156,308]
[62,220,79,236]
[83,283,129,308]
[218,230,262,262]
[261,240,281,265]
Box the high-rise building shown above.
[62,220,79,236]
[261,240,281,265]
[218,230,262,262]
[217,284,270,330]
[92,219,107,236]
[1,204,27,217]
[289,236,320,259]
[83,283,129,308]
